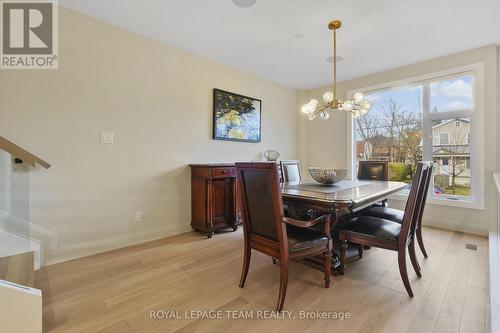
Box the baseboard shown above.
[46,224,192,266]
[0,211,56,268]
[422,219,489,236]
[0,211,58,250]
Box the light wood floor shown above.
[36,226,490,333]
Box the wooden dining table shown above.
[281,179,407,274]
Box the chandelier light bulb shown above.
[360,100,371,110]
[308,113,316,120]
[352,110,362,118]
[322,91,334,103]
[353,92,364,102]
[319,111,330,120]
[301,104,311,114]
[343,100,353,111]
[301,100,319,114]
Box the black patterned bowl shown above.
[308,167,348,185]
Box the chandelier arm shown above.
[311,105,330,117]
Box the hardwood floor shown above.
[35,226,490,333]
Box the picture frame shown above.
[213,89,262,143]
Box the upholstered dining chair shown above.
[280,160,302,182]
[339,161,433,297]
[358,160,389,181]
[349,160,390,254]
[362,163,434,258]
[358,160,389,207]
[235,162,332,311]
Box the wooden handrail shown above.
[0,136,50,169]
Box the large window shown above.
[351,69,480,205]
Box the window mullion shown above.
[422,84,433,161]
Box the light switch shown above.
[100,132,114,144]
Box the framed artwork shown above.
[213,89,262,143]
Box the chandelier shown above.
[301,20,371,120]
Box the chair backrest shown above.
[414,162,434,229]
[399,161,433,247]
[235,162,287,247]
[358,161,389,181]
[280,160,302,182]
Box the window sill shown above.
[390,193,484,210]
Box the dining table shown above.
[281,179,408,274]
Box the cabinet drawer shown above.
[211,167,235,178]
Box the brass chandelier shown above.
[301,20,371,120]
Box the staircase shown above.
[0,136,50,333]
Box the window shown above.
[350,68,481,207]
[439,133,449,145]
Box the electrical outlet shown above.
[100,132,114,144]
[134,211,142,222]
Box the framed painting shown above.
[213,89,262,143]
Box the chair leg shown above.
[239,243,251,288]
[324,251,331,288]
[408,240,421,277]
[357,244,363,259]
[416,227,428,258]
[276,258,289,312]
[339,239,347,275]
[398,248,414,297]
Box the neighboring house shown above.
[355,135,400,162]
[432,118,471,187]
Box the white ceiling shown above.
[60,0,500,90]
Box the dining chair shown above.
[235,162,332,311]
[280,160,302,182]
[339,161,433,297]
[361,163,433,258]
[358,160,389,207]
[280,160,311,221]
[348,160,390,254]
[358,160,389,181]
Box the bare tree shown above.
[438,127,470,195]
[396,112,422,171]
[380,98,408,162]
[355,113,380,142]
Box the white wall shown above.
[0,8,297,265]
[498,47,500,173]
[297,46,498,235]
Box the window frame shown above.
[346,63,484,210]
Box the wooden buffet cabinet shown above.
[190,164,241,238]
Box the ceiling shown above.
[59,0,500,90]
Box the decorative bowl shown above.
[264,150,280,161]
[308,167,348,185]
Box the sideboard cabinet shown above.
[190,164,241,238]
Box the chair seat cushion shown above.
[343,216,401,242]
[286,225,328,253]
[363,207,404,223]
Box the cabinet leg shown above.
[232,225,238,232]
[206,231,214,239]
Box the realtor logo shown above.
[1,0,58,69]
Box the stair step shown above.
[0,251,34,287]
